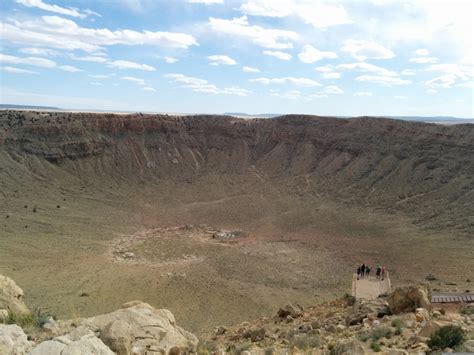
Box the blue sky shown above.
[0,0,473,117]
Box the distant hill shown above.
[387,116,474,123]
[0,104,61,111]
[224,112,474,123]
[2,105,472,123]
[224,112,281,118]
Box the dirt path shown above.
[352,273,392,299]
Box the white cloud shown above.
[0,53,56,68]
[142,86,156,91]
[426,89,437,94]
[59,65,81,72]
[1,16,198,53]
[164,56,178,63]
[354,91,372,96]
[71,55,108,63]
[221,87,251,96]
[341,39,395,61]
[315,65,334,73]
[394,95,407,99]
[426,63,473,80]
[271,90,301,100]
[208,55,237,65]
[322,72,341,79]
[108,60,155,71]
[336,62,398,77]
[425,74,457,89]
[415,48,430,56]
[250,76,321,87]
[401,69,416,76]
[208,16,298,49]
[90,82,104,86]
[242,66,260,73]
[409,57,438,64]
[263,50,292,61]
[239,0,352,28]
[311,94,328,99]
[2,66,38,74]
[120,76,146,85]
[457,81,474,88]
[188,0,222,3]
[16,0,99,19]
[165,73,249,96]
[19,47,59,56]
[88,74,115,79]
[380,2,472,66]
[356,75,412,86]
[323,85,344,94]
[298,45,337,63]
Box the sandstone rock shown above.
[101,319,132,354]
[464,339,474,352]
[418,320,452,337]
[42,316,60,335]
[0,275,30,316]
[277,303,304,319]
[347,298,390,325]
[61,336,114,355]
[30,326,114,355]
[367,312,377,321]
[388,284,431,314]
[86,301,198,355]
[29,340,66,355]
[387,349,409,355]
[0,309,9,322]
[415,308,430,323]
[400,313,417,329]
[0,324,32,355]
[214,325,227,336]
[243,327,265,342]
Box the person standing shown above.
[361,263,366,278]
[366,265,371,277]
[357,265,361,280]
[376,265,381,279]
[382,266,386,280]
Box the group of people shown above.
[356,264,386,280]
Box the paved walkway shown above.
[352,273,392,300]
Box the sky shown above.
[0,0,473,117]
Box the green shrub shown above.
[359,327,392,342]
[370,341,381,352]
[3,309,55,329]
[428,325,465,351]
[460,305,474,315]
[289,335,320,350]
[391,318,402,335]
[197,340,216,355]
[391,319,401,328]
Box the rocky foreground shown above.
[1,274,473,354]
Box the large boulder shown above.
[0,275,30,317]
[346,298,390,325]
[0,324,32,355]
[29,326,114,355]
[277,303,304,319]
[388,284,431,314]
[86,301,198,355]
